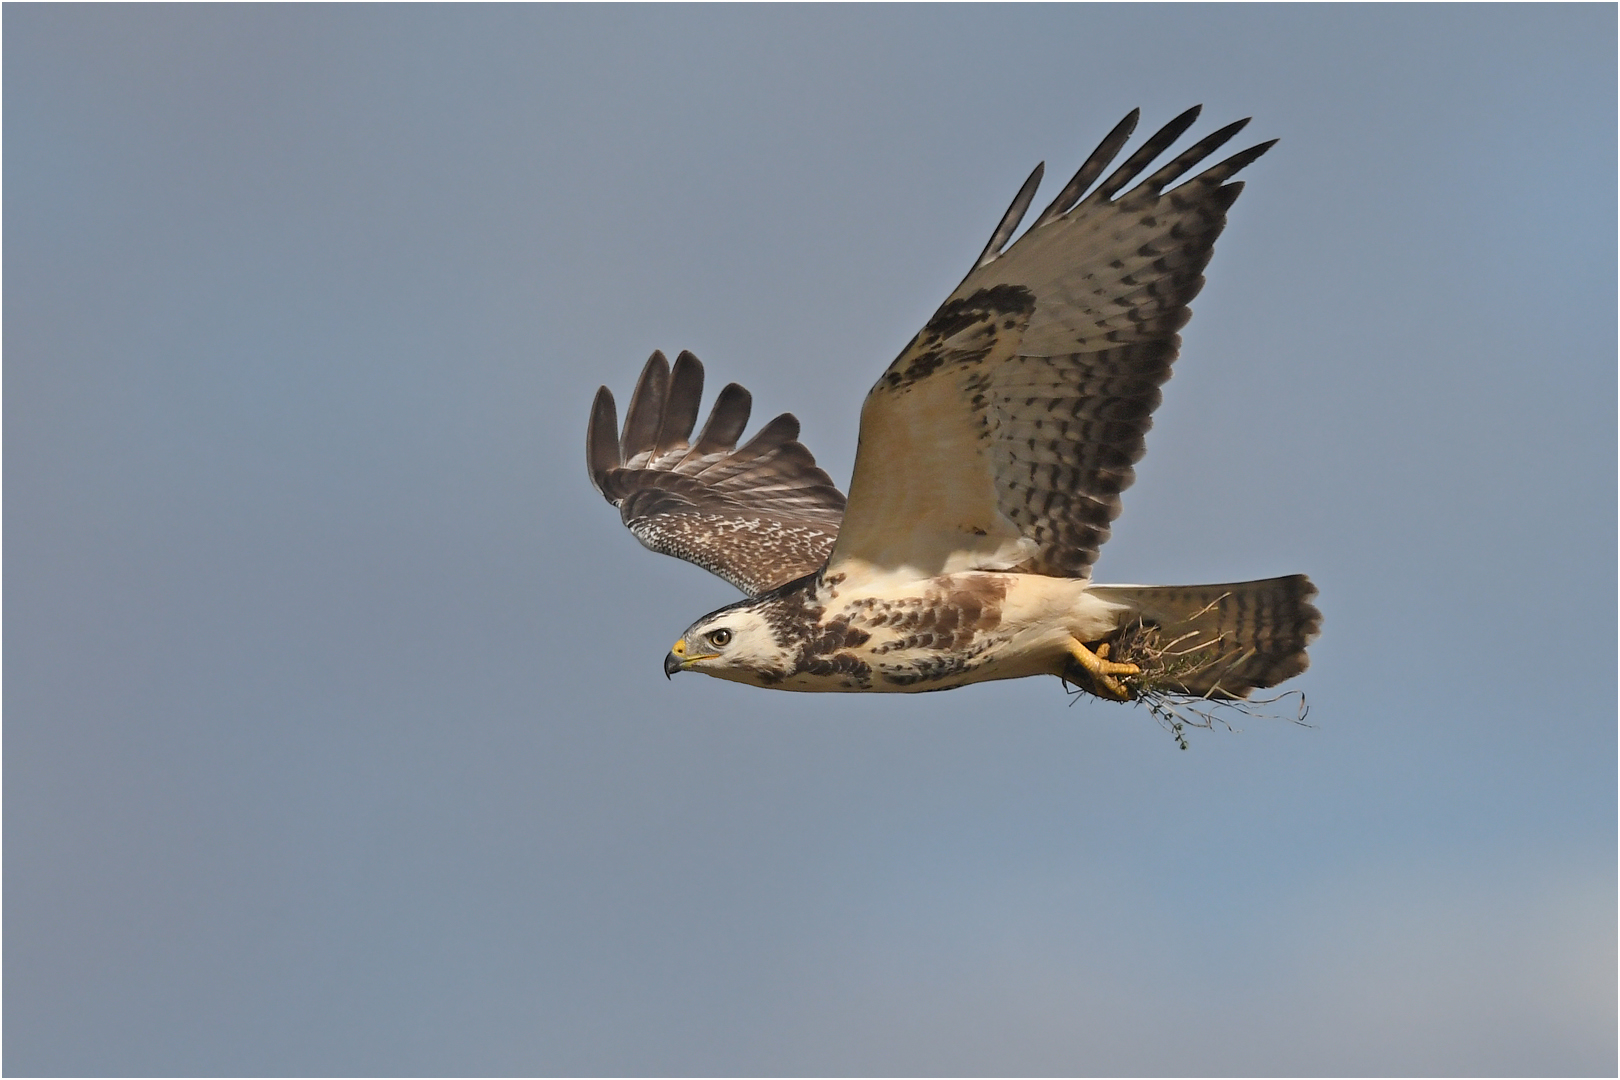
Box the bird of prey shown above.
[587,107,1319,704]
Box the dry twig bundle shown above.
[1064,608,1311,749]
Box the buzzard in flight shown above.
[587,107,1319,703]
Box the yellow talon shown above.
[1066,637,1140,702]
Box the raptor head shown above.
[664,600,789,685]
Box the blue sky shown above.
[7,5,1614,1074]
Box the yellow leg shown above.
[1066,638,1140,702]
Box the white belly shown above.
[755,571,1134,693]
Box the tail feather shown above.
[1089,575,1320,699]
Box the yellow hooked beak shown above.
[663,637,719,678]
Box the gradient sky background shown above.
[6,5,1615,1076]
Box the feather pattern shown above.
[974,162,1045,270]
[582,108,1317,710]
[588,351,846,596]
[1090,575,1322,699]
[829,109,1276,582]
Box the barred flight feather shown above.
[829,108,1274,581]
[588,351,845,596]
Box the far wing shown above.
[588,350,846,596]
[827,107,1274,583]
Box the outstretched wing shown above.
[827,107,1274,583]
[588,350,846,596]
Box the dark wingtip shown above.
[1141,116,1255,194]
[738,411,802,453]
[587,385,621,494]
[621,350,671,457]
[691,382,753,455]
[1196,138,1278,192]
[974,160,1045,269]
[1092,105,1205,203]
[655,351,706,453]
[1032,108,1143,229]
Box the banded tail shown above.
[1090,575,1320,700]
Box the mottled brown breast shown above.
[816,575,1010,688]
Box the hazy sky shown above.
[7,5,1615,1075]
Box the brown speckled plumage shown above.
[588,350,845,596]
[585,109,1321,707]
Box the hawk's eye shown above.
[705,628,732,648]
